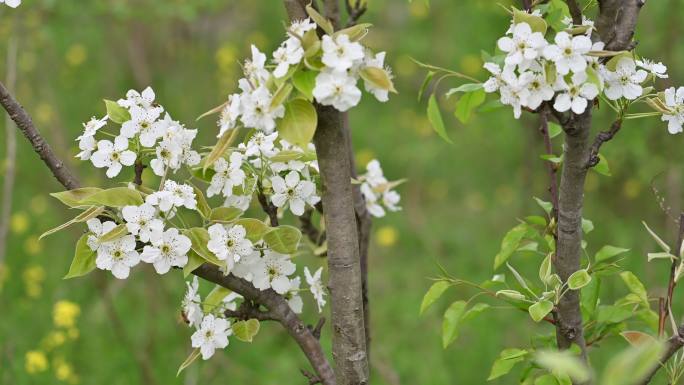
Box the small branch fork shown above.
[257,181,279,227]
[0,78,337,385]
[585,118,623,169]
[344,0,367,28]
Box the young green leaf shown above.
[182,228,224,267]
[487,349,528,381]
[445,83,483,98]
[263,225,302,254]
[78,187,143,207]
[620,271,649,307]
[209,207,243,223]
[232,319,260,342]
[234,218,269,242]
[98,224,129,243]
[534,350,591,383]
[567,269,591,290]
[427,94,452,144]
[104,99,131,124]
[64,234,97,279]
[183,251,205,277]
[493,223,528,270]
[420,281,450,315]
[592,154,611,176]
[642,221,671,253]
[279,99,317,147]
[528,300,554,322]
[176,348,201,377]
[292,70,317,101]
[359,67,397,93]
[305,4,334,35]
[442,301,467,348]
[50,187,103,208]
[594,245,629,263]
[39,206,104,240]
[203,285,231,313]
[454,89,486,124]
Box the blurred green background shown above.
[2,0,684,384]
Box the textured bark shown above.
[596,0,645,51]
[0,81,80,190]
[555,109,592,360]
[314,105,369,385]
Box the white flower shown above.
[121,203,164,243]
[360,159,402,217]
[637,58,668,79]
[304,267,326,313]
[86,218,117,251]
[313,70,362,112]
[145,190,176,212]
[182,277,203,328]
[117,87,158,110]
[90,136,137,178]
[76,135,97,161]
[240,85,285,133]
[81,115,108,137]
[283,277,303,314]
[363,51,392,102]
[662,87,684,134]
[603,57,647,100]
[243,132,278,158]
[543,32,592,75]
[497,23,546,68]
[499,70,533,119]
[207,224,254,269]
[525,71,555,110]
[224,195,253,211]
[207,152,246,198]
[230,250,262,281]
[149,117,200,176]
[287,18,317,38]
[321,34,365,72]
[361,183,386,218]
[220,292,243,312]
[120,105,164,146]
[252,251,296,294]
[483,62,506,93]
[0,0,21,8]
[383,189,401,212]
[270,171,320,216]
[273,39,304,78]
[141,228,191,274]
[191,315,231,360]
[244,45,270,85]
[96,235,140,279]
[217,94,241,138]
[162,180,197,210]
[553,71,599,114]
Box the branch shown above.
[345,0,367,27]
[0,81,80,190]
[596,0,646,51]
[0,80,337,385]
[565,0,583,25]
[540,106,559,220]
[223,300,277,321]
[134,158,145,186]
[585,118,623,169]
[639,325,684,385]
[257,182,279,227]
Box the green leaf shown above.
[39,206,104,240]
[427,94,452,144]
[493,223,528,270]
[234,218,269,242]
[539,253,552,284]
[64,234,96,279]
[647,252,676,262]
[420,281,450,315]
[545,0,571,32]
[595,245,630,263]
[334,23,372,41]
[104,99,131,124]
[601,339,664,385]
[191,184,212,219]
[99,223,129,243]
[454,89,486,124]
[203,285,231,313]
[183,251,205,277]
[547,122,562,138]
[418,71,435,101]
[263,225,302,254]
[232,319,260,342]
[567,269,591,290]
[461,303,490,322]
[535,374,560,385]
[279,99,317,147]
[292,70,317,101]
[581,218,594,234]
[305,4,334,35]
[488,349,528,381]
[534,350,590,383]
[445,83,483,98]
[496,289,526,301]
[50,187,103,208]
[529,300,554,322]
[209,207,243,223]
[642,221,671,253]
[182,228,224,266]
[592,154,611,176]
[359,67,397,93]
[597,305,633,324]
[78,187,143,207]
[534,197,553,215]
[203,129,238,172]
[442,301,467,348]
[271,83,293,110]
[513,10,548,34]
[620,271,649,307]
[176,348,201,377]
[271,150,305,163]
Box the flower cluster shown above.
[482,9,680,134]
[358,159,402,218]
[0,0,20,8]
[217,17,395,138]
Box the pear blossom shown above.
[525,72,555,110]
[207,152,246,198]
[553,71,599,114]
[117,87,158,111]
[86,218,118,251]
[499,70,533,119]
[0,0,21,8]
[273,39,304,78]
[76,135,97,161]
[162,180,197,210]
[497,22,546,68]
[662,87,684,134]
[230,250,262,281]
[363,51,393,102]
[240,85,285,133]
[243,45,270,85]
[483,62,506,93]
[283,277,304,314]
[321,34,365,72]
[90,136,136,178]
[637,58,668,79]
[543,32,592,75]
[141,228,191,274]
[145,190,176,213]
[287,18,317,39]
[304,267,326,312]
[207,224,254,268]
[191,315,231,360]
[149,119,200,176]
[224,195,253,211]
[217,94,241,138]
[361,183,386,218]
[603,57,648,100]
[182,277,203,328]
[220,292,243,312]
[121,204,164,243]
[252,251,296,294]
[270,171,320,216]
[120,105,164,146]
[313,70,362,112]
[242,132,278,158]
[96,235,140,279]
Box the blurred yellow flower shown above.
[53,301,81,329]
[54,360,74,381]
[10,211,29,234]
[623,178,641,200]
[24,235,43,256]
[459,54,482,77]
[376,226,398,247]
[394,54,416,78]
[65,44,87,67]
[25,350,48,374]
[409,0,428,18]
[67,328,80,340]
[23,265,45,299]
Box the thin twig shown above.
[256,181,279,227]
[223,301,276,321]
[345,0,367,27]
[586,118,623,168]
[566,0,583,25]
